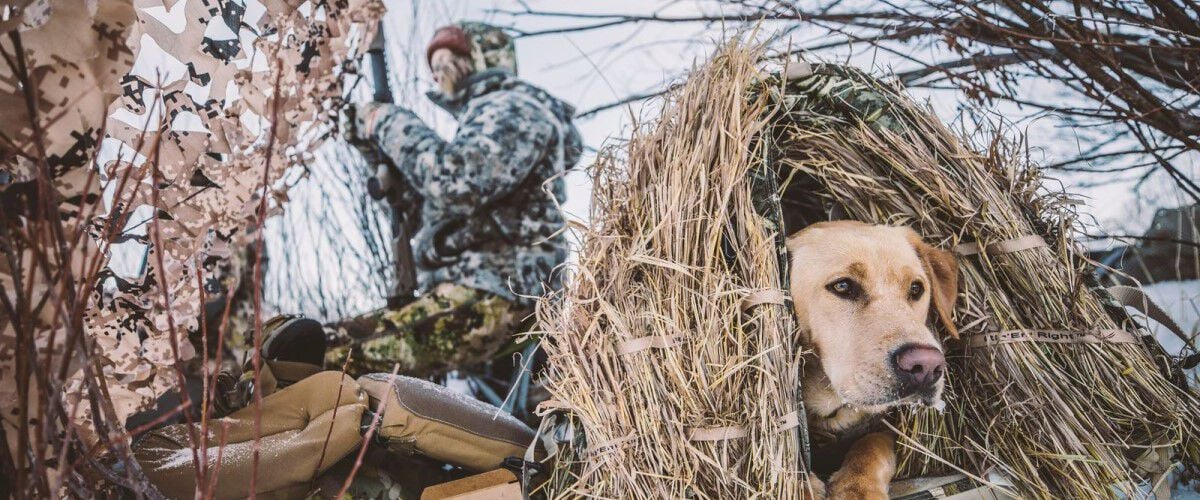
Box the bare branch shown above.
[507,0,1200,200]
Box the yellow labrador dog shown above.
[787,221,959,499]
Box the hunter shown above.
[126,23,578,499]
[330,22,583,376]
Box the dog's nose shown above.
[893,344,945,387]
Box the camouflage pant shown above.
[325,284,529,378]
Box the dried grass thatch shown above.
[535,41,1199,499]
[534,42,816,498]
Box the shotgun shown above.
[363,22,420,308]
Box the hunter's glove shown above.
[341,101,395,145]
[343,102,407,202]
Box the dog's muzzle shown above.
[892,343,945,398]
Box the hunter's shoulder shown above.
[472,78,576,120]
[472,84,547,107]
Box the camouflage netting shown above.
[0,0,383,481]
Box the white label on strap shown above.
[687,425,749,442]
[741,289,790,311]
[616,334,682,355]
[967,328,1138,347]
[955,235,1048,256]
[778,411,801,432]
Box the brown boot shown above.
[133,372,368,499]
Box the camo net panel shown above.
[0,0,384,443]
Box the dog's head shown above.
[786,221,958,411]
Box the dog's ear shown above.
[906,232,960,338]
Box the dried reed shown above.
[535,42,817,498]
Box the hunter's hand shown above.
[341,102,394,144]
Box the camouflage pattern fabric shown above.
[325,461,415,500]
[357,68,583,307]
[774,64,905,133]
[326,284,529,377]
[458,22,517,75]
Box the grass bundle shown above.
[770,64,1200,498]
[534,43,817,498]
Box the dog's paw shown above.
[827,472,887,500]
[800,475,826,499]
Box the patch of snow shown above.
[1130,280,1199,366]
[366,374,529,429]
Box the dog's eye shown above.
[909,281,925,301]
[826,278,861,300]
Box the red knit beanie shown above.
[426,25,471,67]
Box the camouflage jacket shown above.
[368,69,582,306]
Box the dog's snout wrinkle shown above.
[892,344,945,388]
